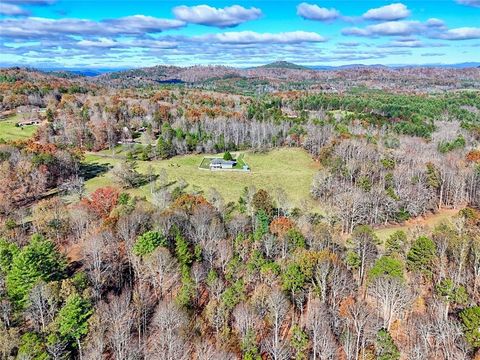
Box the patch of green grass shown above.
[0,115,37,141]
[199,157,212,169]
[233,153,247,169]
[327,109,356,118]
[82,148,320,209]
[375,209,461,241]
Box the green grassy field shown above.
[375,208,461,241]
[233,153,247,169]
[81,149,462,234]
[83,148,320,208]
[0,109,462,237]
[0,115,37,141]
[198,157,212,169]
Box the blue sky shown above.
[0,0,479,68]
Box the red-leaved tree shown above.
[81,187,119,219]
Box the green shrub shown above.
[438,135,466,153]
[459,306,480,349]
[376,328,400,360]
[56,294,93,347]
[133,231,167,256]
[6,234,66,307]
[369,256,404,281]
[385,231,407,255]
[406,236,436,275]
[223,151,234,161]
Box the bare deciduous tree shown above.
[306,299,337,360]
[368,276,413,331]
[264,289,290,360]
[148,301,190,360]
[26,281,56,332]
[101,290,136,360]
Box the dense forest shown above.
[0,66,479,359]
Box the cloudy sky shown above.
[0,0,479,68]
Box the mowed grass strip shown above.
[0,115,37,141]
[83,148,320,208]
[198,157,212,169]
[374,208,462,241]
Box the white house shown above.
[209,158,236,169]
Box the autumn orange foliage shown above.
[81,186,119,219]
[172,194,211,213]
[338,296,356,318]
[295,249,340,278]
[466,150,480,163]
[25,141,58,155]
[269,216,294,236]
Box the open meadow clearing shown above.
[83,147,321,208]
[0,115,37,141]
[81,146,463,235]
[0,115,463,238]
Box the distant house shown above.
[118,138,137,145]
[17,119,41,126]
[16,105,40,114]
[209,158,236,169]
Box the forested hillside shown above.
[0,66,479,359]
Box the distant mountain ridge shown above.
[2,63,479,93]
[256,61,308,70]
[3,62,479,77]
[14,61,480,76]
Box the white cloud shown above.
[363,3,410,21]
[173,5,261,28]
[421,52,445,56]
[0,3,29,16]
[3,0,55,5]
[296,3,340,21]
[380,39,423,47]
[338,41,360,47]
[0,16,186,39]
[378,39,447,48]
[342,18,447,38]
[426,18,445,28]
[77,38,118,48]
[343,17,479,41]
[77,38,178,49]
[367,21,420,35]
[343,21,423,37]
[199,31,327,44]
[434,27,480,40]
[456,0,480,7]
[103,15,185,33]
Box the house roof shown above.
[210,159,236,165]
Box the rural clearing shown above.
[83,147,321,208]
[0,115,37,141]
[80,147,464,237]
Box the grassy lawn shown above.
[198,157,212,169]
[233,153,247,169]
[0,115,37,141]
[375,208,461,241]
[82,148,320,209]
[80,147,460,234]
[327,109,356,118]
